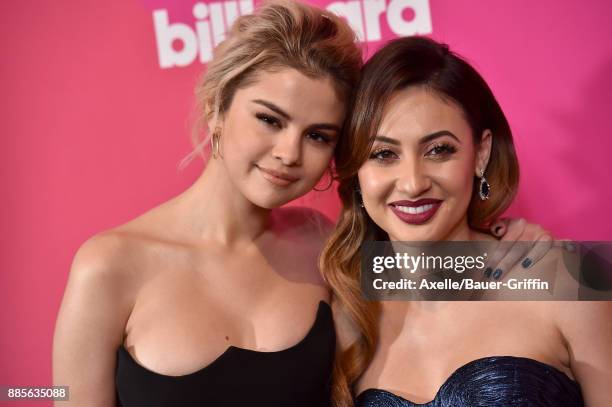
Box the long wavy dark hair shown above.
[321,36,519,406]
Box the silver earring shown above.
[478,168,491,200]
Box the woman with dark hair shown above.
[322,36,611,406]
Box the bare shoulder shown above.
[531,246,582,297]
[54,223,166,355]
[73,194,188,274]
[72,231,133,274]
[551,301,612,405]
[65,230,143,325]
[546,300,612,340]
[67,208,176,310]
[53,230,148,404]
[552,301,612,330]
[552,301,612,360]
[71,228,149,284]
[54,198,195,404]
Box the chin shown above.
[387,221,446,242]
[390,231,440,242]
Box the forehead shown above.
[378,86,472,141]
[233,68,345,125]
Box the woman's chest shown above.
[357,302,570,401]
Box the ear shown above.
[205,106,224,136]
[475,129,492,177]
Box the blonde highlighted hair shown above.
[180,0,362,167]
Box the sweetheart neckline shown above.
[356,355,579,406]
[117,300,330,379]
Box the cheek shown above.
[303,148,333,180]
[222,125,267,164]
[434,158,475,203]
[358,166,392,204]
[222,107,270,157]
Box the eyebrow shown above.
[310,123,341,133]
[373,130,460,145]
[420,130,460,144]
[252,99,341,133]
[373,135,400,145]
[252,99,291,120]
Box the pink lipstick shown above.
[256,165,299,187]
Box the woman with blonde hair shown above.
[322,36,611,407]
[53,1,361,406]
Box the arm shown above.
[53,234,134,406]
[556,301,612,406]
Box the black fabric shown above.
[356,356,584,407]
[116,301,334,407]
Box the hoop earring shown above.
[210,130,221,159]
[478,168,491,200]
[313,167,334,192]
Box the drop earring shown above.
[478,168,491,200]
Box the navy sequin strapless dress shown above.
[356,356,584,407]
[115,301,334,407]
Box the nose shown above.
[271,129,302,166]
[396,159,432,197]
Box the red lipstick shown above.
[389,199,442,225]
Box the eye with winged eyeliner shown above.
[370,131,459,162]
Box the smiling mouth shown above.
[395,204,434,214]
[389,199,442,225]
[256,165,299,186]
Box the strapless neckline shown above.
[356,356,582,406]
[118,300,330,379]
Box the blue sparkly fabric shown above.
[355,356,583,407]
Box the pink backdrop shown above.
[2,0,611,402]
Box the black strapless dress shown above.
[356,356,584,407]
[115,301,334,407]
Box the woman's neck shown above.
[437,214,496,242]
[442,215,472,241]
[177,159,273,246]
